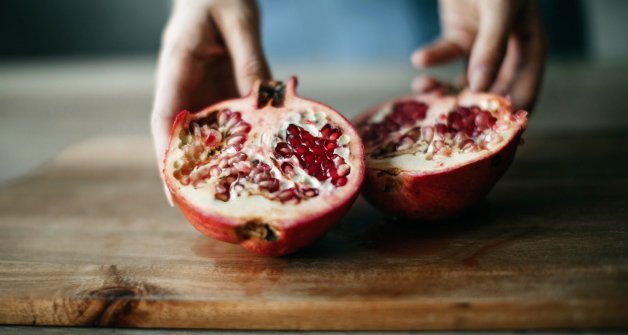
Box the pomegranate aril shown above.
[287,124,299,136]
[448,112,462,131]
[475,111,492,131]
[281,162,294,175]
[315,171,328,181]
[333,177,348,186]
[277,188,299,203]
[230,122,251,135]
[224,112,242,130]
[301,131,314,141]
[311,145,325,155]
[421,126,434,142]
[302,188,319,198]
[226,135,245,147]
[435,123,448,134]
[303,152,315,164]
[259,179,280,193]
[325,141,337,151]
[275,142,293,158]
[328,128,341,141]
[336,164,350,177]
[205,129,222,147]
[218,109,231,126]
[320,124,331,138]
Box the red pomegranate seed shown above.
[281,162,294,175]
[302,188,319,198]
[277,188,299,203]
[320,124,331,138]
[328,128,341,141]
[275,142,293,158]
[337,164,350,177]
[435,123,448,134]
[205,129,222,147]
[259,178,280,193]
[301,131,315,141]
[475,111,492,130]
[294,145,307,154]
[230,122,251,135]
[448,112,462,131]
[333,177,348,186]
[311,145,325,155]
[457,107,471,118]
[287,124,299,136]
[325,141,337,151]
[488,116,497,128]
[218,109,231,126]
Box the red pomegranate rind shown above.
[163,77,364,256]
[356,91,527,220]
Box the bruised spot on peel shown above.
[236,219,279,242]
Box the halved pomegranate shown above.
[163,77,364,256]
[355,91,527,220]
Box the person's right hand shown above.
[151,0,271,205]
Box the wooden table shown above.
[1,59,628,333]
[0,129,627,331]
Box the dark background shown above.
[2,0,622,62]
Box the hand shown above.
[151,0,270,204]
[411,0,548,110]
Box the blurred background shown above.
[1,0,627,182]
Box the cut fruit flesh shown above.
[163,77,364,255]
[355,90,527,221]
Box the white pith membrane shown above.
[358,92,527,173]
[164,98,361,227]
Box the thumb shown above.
[213,3,271,96]
[467,0,514,92]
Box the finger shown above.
[213,2,271,96]
[412,38,464,68]
[411,76,445,93]
[467,0,514,92]
[489,35,521,95]
[508,3,548,111]
[509,31,547,111]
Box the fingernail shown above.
[469,67,487,92]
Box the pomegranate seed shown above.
[333,177,348,186]
[325,141,337,151]
[453,131,468,144]
[226,135,245,147]
[281,162,294,175]
[204,129,222,148]
[435,123,448,134]
[311,145,325,155]
[332,155,344,166]
[421,126,434,142]
[287,124,299,136]
[230,122,251,135]
[328,129,342,141]
[224,112,242,130]
[275,142,293,158]
[294,145,307,154]
[258,162,271,171]
[302,188,319,198]
[488,116,497,128]
[448,112,462,131]
[235,161,252,175]
[320,124,331,138]
[457,107,471,118]
[215,182,228,195]
[475,111,491,130]
[303,152,315,164]
[315,171,327,181]
[277,188,298,203]
[337,164,350,177]
[459,139,475,151]
[259,178,280,193]
[301,131,314,141]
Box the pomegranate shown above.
[355,90,527,220]
[163,77,364,256]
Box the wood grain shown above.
[0,134,627,330]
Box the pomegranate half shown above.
[164,77,364,256]
[355,91,527,220]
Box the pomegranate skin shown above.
[356,92,526,221]
[163,77,365,256]
[362,131,521,221]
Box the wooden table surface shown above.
[0,130,627,330]
[1,59,628,332]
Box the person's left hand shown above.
[411,0,548,111]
